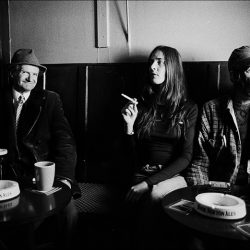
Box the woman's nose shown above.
[151,61,157,71]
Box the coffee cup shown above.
[34,161,55,191]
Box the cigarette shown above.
[121,93,138,104]
[223,135,227,147]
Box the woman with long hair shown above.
[122,45,198,203]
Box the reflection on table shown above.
[0,180,71,227]
[0,180,72,249]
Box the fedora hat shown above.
[228,46,250,72]
[10,49,47,73]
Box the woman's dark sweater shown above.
[126,100,198,186]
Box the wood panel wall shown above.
[14,62,232,183]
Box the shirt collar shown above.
[12,88,31,104]
[226,99,234,113]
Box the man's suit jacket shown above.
[0,86,76,184]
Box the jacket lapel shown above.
[3,89,16,138]
[19,90,45,137]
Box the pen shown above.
[121,93,138,104]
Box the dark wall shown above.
[42,62,231,183]
[184,62,232,106]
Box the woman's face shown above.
[149,50,166,85]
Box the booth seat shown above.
[42,62,232,248]
[41,61,232,208]
[44,62,231,179]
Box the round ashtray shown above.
[194,192,246,220]
[0,148,7,156]
[0,196,20,211]
[0,180,20,201]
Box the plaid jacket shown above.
[185,96,242,185]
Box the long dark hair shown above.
[136,45,187,137]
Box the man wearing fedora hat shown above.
[0,49,79,248]
[183,46,250,250]
[0,48,77,190]
[186,46,250,186]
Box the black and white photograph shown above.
[0,1,250,249]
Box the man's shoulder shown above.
[32,90,61,108]
[203,95,229,109]
[44,89,59,97]
[42,90,60,102]
[30,89,59,102]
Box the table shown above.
[0,180,71,227]
[162,185,250,241]
[0,181,72,249]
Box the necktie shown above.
[16,95,25,129]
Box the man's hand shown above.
[58,179,71,189]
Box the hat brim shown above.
[8,62,47,73]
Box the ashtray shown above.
[0,149,8,156]
[0,196,20,211]
[0,180,20,201]
[194,192,246,220]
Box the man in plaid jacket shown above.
[186,46,250,186]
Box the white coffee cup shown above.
[34,161,55,191]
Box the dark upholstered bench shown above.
[74,182,123,214]
[40,62,232,249]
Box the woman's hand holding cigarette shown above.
[121,93,138,134]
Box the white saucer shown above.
[0,180,20,201]
[195,192,246,220]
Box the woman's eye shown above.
[158,60,165,66]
